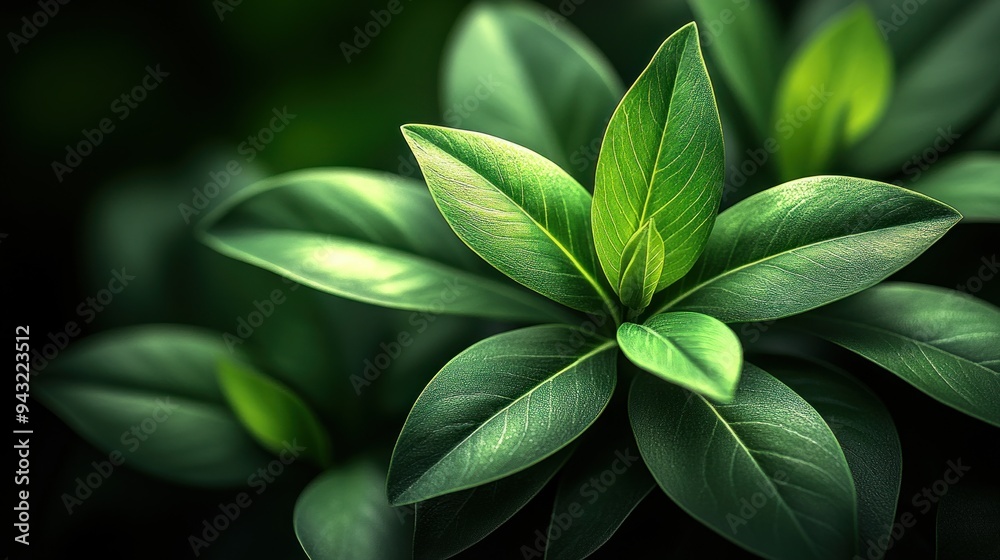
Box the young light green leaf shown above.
[936,483,1000,560]
[763,356,902,556]
[774,4,892,179]
[414,445,574,560]
[687,0,781,136]
[592,22,724,294]
[544,413,655,560]
[851,0,1000,174]
[629,363,858,560]
[403,124,619,319]
[200,168,569,323]
[217,359,332,468]
[911,152,1000,223]
[387,325,617,505]
[795,282,1000,427]
[618,219,665,311]
[655,176,961,322]
[618,312,742,402]
[295,462,409,560]
[442,2,622,183]
[35,326,272,487]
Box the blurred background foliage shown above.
[3,0,997,558]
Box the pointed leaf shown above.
[200,168,568,322]
[442,2,622,183]
[774,4,893,179]
[655,176,961,322]
[387,325,617,505]
[618,219,665,311]
[629,363,858,560]
[295,462,409,560]
[795,282,1000,427]
[592,22,724,293]
[414,445,574,560]
[403,124,618,317]
[217,359,332,468]
[911,152,1000,223]
[618,312,742,402]
[35,326,271,487]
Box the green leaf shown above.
[593,22,724,294]
[687,0,781,136]
[544,413,655,560]
[936,483,1000,560]
[387,325,617,505]
[774,4,892,179]
[414,445,574,560]
[402,124,619,319]
[442,1,622,183]
[618,219,665,311]
[794,282,1000,427]
[763,356,902,556]
[294,462,409,560]
[910,152,1000,223]
[629,363,858,560]
[618,312,742,402]
[200,168,568,323]
[217,359,332,468]
[851,0,1000,174]
[655,176,961,322]
[35,326,271,487]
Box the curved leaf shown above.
[629,363,858,559]
[655,176,961,322]
[593,22,724,293]
[764,356,902,556]
[387,325,617,505]
[774,4,893,179]
[295,462,408,560]
[618,218,665,311]
[200,168,568,322]
[414,445,574,560]
[795,282,1000,427]
[403,124,618,318]
[35,326,271,487]
[217,359,332,468]
[442,1,622,183]
[911,152,1000,223]
[618,312,742,402]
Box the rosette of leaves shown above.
[201,6,999,560]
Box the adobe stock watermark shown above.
[897,126,960,183]
[60,397,180,514]
[178,106,296,224]
[699,0,751,48]
[520,448,642,559]
[954,255,998,296]
[212,0,243,21]
[222,278,299,352]
[855,458,970,560]
[51,65,169,183]
[544,0,588,29]
[443,75,501,128]
[188,440,306,557]
[726,470,789,534]
[876,0,932,39]
[28,267,137,374]
[722,84,833,202]
[8,0,70,54]
[350,276,468,395]
[340,0,414,63]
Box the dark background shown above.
[3,0,998,558]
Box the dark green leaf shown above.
[442,2,622,183]
[387,325,617,505]
[35,326,271,487]
[217,359,332,468]
[911,152,1000,222]
[414,446,574,560]
[200,168,568,322]
[795,282,1000,427]
[294,462,408,560]
[592,22,724,294]
[403,124,619,318]
[655,176,961,322]
[618,312,742,402]
[630,363,857,559]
